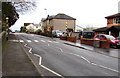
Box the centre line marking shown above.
[67,52,119,73]
[59,48,63,52]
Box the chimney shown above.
[118,1,120,13]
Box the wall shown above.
[107,18,120,26]
[71,32,79,39]
[52,19,75,32]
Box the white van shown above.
[52,30,64,37]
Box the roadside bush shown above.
[35,29,42,35]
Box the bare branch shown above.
[12,0,37,14]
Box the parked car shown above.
[94,34,120,48]
[116,36,120,40]
[79,31,95,39]
[52,30,64,37]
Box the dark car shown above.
[94,34,120,48]
[79,31,95,39]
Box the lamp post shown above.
[6,17,9,28]
[65,21,68,36]
[5,17,9,40]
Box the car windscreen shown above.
[56,31,62,33]
[105,35,115,39]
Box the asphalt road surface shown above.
[15,33,119,77]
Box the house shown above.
[105,13,120,26]
[26,23,34,32]
[93,13,120,37]
[41,13,76,33]
[75,25,83,32]
[25,23,41,33]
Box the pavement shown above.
[2,34,41,77]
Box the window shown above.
[101,35,106,39]
[96,35,100,38]
[113,18,120,24]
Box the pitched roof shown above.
[93,26,120,32]
[93,27,110,32]
[47,13,76,20]
[24,23,33,26]
[110,26,120,31]
[105,13,120,19]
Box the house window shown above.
[113,18,120,24]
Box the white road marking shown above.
[48,44,50,46]
[27,40,32,42]
[19,40,24,42]
[41,40,45,42]
[41,65,63,77]
[24,43,63,77]
[34,54,42,65]
[34,54,40,57]
[80,56,91,63]
[29,48,32,54]
[53,41,59,43]
[97,64,119,73]
[34,53,63,77]
[67,52,119,73]
[9,40,19,42]
[24,44,30,48]
[34,40,39,42]
[59,48,63,52]
[48,40,52,42]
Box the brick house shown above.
[41,13,76,33]
[93,13,120,37]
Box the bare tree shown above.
[12,0,37,14]
[2,0,37,30]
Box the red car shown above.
[94,34,120,48]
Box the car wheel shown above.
[110,44,117,49]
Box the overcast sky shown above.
[10,0,120,31]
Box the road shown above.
[15,33,119,77]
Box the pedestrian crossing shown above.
[19,39,59,43]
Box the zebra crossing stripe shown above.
[19,40,24,42]
[53,41,59,43]
[27,40,32,42]
[41,40,45,42]
[48,40,52,42]
[34,40,39,42]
